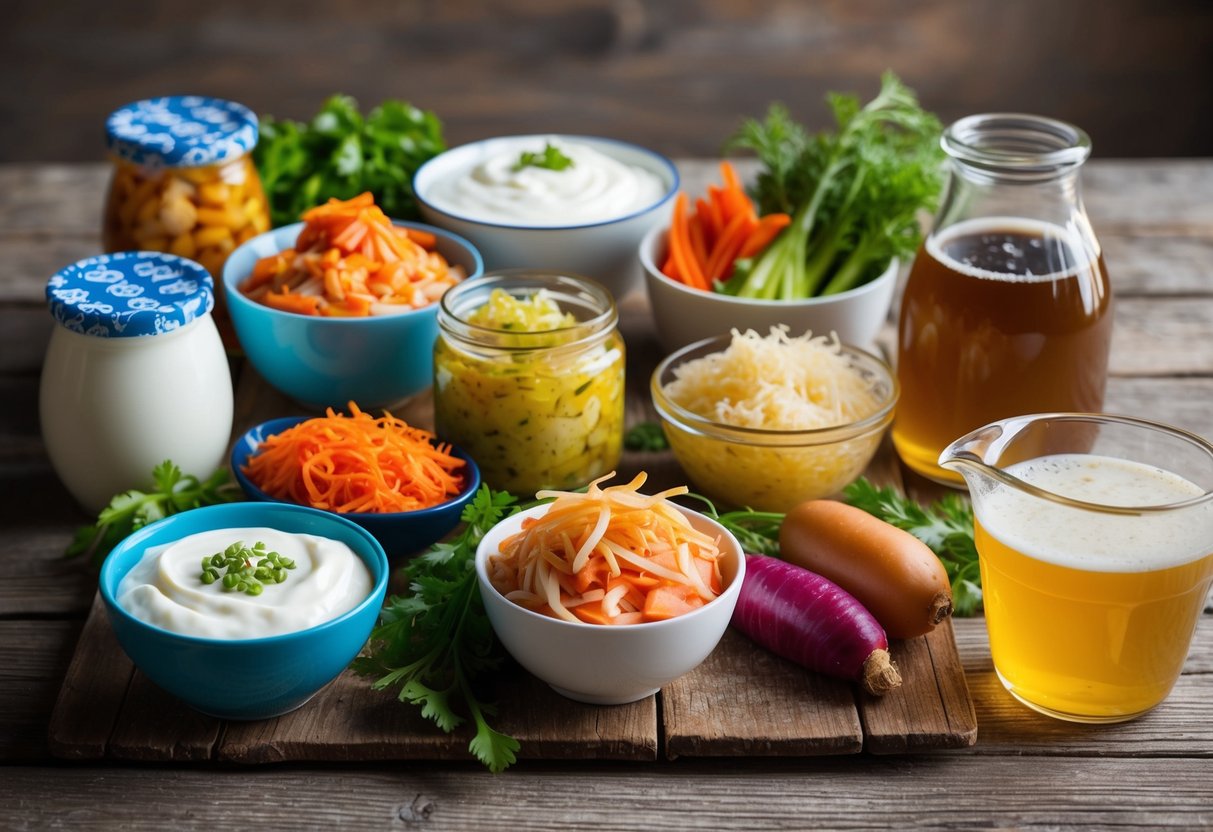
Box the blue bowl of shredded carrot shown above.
[231,409,481,557]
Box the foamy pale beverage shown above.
[974,453,1213,721]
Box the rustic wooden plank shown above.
[662,628,862,758]
[220,659,657,763]
[3,757,1213,830]
[1104,377,1213,439]
[107,671,224,762]
[46,594,133,760]
[0,165,109,234]
[1101,234,1213,295]
[967,671,1213,758]
[1110,296,1213,377]
[0,619,79,761]
[858,619,978,753]
[1084,161,1213,234]
[0,525,95,617]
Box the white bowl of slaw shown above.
[474,503,745,705]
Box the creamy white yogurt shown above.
[117,527,373,639]
[423,137,667,226]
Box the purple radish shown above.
[731,554,902,696]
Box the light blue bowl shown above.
[231,416,481,557]
[222,221,483,409]
[99,502,389,720]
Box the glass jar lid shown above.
[105,95,258,168]
[46,251,215,337]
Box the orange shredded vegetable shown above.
[240,192,465,317]
[488,472,724,625]
[661,162,790,291]
[242,402,466,514]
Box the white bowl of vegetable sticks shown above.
[640,226,898,353]
[475,502,745,705]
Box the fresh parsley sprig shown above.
[254,95,446,227]
[843,478,982,615]
[353,485,522,773]
[65,461,242,568]
[512,142,574,172]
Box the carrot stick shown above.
[688,215,710,275]
[668,194,707,290]
[695,197,720,245]
[705,212,758,283]
[737,213,792,259]
[720,160,743,193]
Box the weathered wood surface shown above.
[3,757,1213,831]
[3,159,1213,827]
[48,588,972,762]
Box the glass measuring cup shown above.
[940,413,1213,722]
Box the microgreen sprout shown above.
[198,540,296,596]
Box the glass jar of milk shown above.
[40,251,233,512]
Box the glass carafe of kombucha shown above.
[893,114,1113,485]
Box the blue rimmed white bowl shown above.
[231,416,481,557]
[414,134,678,300]
[99,502,388,720]
[222,220,483,410]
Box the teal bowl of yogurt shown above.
[414,134,678,300]
[98,502,388,720]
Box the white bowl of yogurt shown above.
[414,134,678,300]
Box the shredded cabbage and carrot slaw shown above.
[488,473,724,625]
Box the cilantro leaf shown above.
[512,143,575,172]
[253,95,446,226]
[843,478,982,615]
[356,484,523,772]
[66,461,242,568]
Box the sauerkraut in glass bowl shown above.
[651,328,897,512]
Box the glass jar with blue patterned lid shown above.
[39,251,234,513]
[102,95,271,288]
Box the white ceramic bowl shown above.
[640,225,898,353]
[475,503,745,705]
[414,135,678,300]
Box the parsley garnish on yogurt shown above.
[512,143,575,172]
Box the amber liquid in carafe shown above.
[893,217,1113,484]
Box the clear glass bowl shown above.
[651,334,898,512]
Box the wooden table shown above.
[2,160,1212,829]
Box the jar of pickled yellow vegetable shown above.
[103,96,271,343]
[434,272,625,497]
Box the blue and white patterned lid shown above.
[105,95,258,168]
[46,252,215,338]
